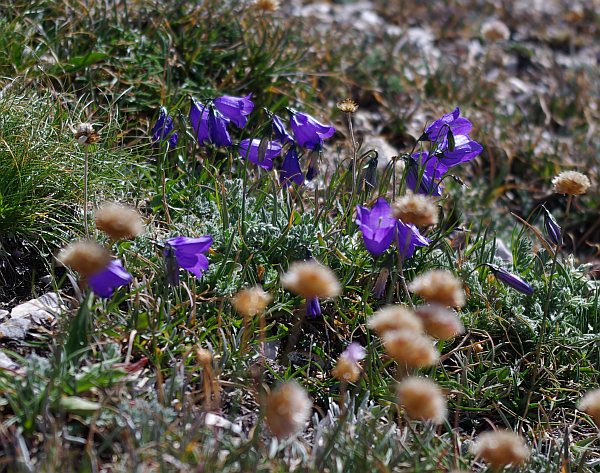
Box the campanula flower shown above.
[151,107,178,147]
[289,110,335,150]
[542,205,562,247]
[164,236,212,283]
[405,152,449,197]
[439,134,483,167]
[238,138,283,170]
[485,264,534,295]
[396,220,430,259]
[189,99,232,147]
[271,113,293,144]
[306,297,321,318]
[356,198,398,256]
[214,94,254,128]
[422,107,473,143]
[88,259,133,298]
[279,146,304,187]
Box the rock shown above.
[0,292,63,340]
[0,351,20,370]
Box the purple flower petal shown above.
[208,108,232,147]
[306,297,321,318]
[486,264,534,295]
[542,205,562,246]
[355,198,397,256]
[424,107,473,142]
[214,94,254,129]
[397,220,430,259]
[152,107,178,147]
[165,236,213,281]
[439,134,483,166]
[88,260,132,298]
[238,138,282,170]
[190,99,210,144]
[406,151,448,197]
[279,146,304,187]
[272,114,293,144]
[290,110,335,150]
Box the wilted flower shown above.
[57,240,112,277]
[75,122,99,146]
[421,107,473,144]
[95,203,144,240]
[356,198,398,256]
[578,388,600,426]
[231,286,272,317]
[397,377,447,424]
[409,270,465,307]
[238,138,282,170]
[214,94,254,128]
[164,236,213,283]
[281,260,341,299]
[415,304,464,340]
[289,110,335,150]
[481,19,511,41]
[542,205,562,246]
[337,98,358,114]
[151,107,178,147]
[472,430,530,468]
[368,305,423,335]
[88,259,133,298]
[189,99,232,147]
[485,264,534,295]
[382,330,439,368]
[265,381,312,438]
[279,146,304,187]
[552,170,591,195]
[392,193,438,226]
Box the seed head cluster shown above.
[337,98,359,114]
[415,304,464,340]
[392,194,438,226]
[472,430,530,468]
[74,122,99,145]
[578,388,600,426]
[383,330,439,368]
[95,203,144,240]
[331,356,361,383]
[481,19,511,41]
[56,240,111,277]
[552,171,591,195]
[281,260,341,299]
[409,270,465,307]
[368,305,423,335]
[397,377,447,424]
[265,382,312,438]
[231,286,272,317]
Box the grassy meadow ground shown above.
[0,0,599,471]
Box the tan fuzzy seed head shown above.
[56,240,111,277]
[74,122,99,145]
[331,356,361,383]
[367,305,423,335]
[265,382,312,438]
[281,261,341,299]
[481,19,510,41]
[578,388,600,426]
[337,98,358,114]
[254,0,279,12]
[95,203,144,240]
[408,270,465,307]
[397,377,447,424]
[472,430,530,468]
[195,348,213,366]
[382,330,439,368]
[231,286,272,317]
[415,304,464,340]
[392,194,438,226]
[552,171,591,195]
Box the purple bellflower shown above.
[189,99,232,147]
[485,263,534,295]
[289,110,335,150]
[355,198,398,256]
[214,94,254,129]
[88,259,133,298]
[422,107,473,143]
[341,342,366,363]
[271,114,294,144]
[396,220,430,259]
[279,146,304,187]
[164,236,213,284]
[439,134,484,167]
[238,138,283,170]
[542,205,562,247]
[406,151,449,197]
[151,107,178,147]
[306,297,321,318]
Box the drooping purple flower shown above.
[271,114,293,144]
[396,220,430,259]
[88,260,133,298]
[238,138,282,170]
[164,236,212,281]
[306,297,321,318]
[151,107,178,147]
[279,146,304,187]
[214,94,254,129]
[405,151,449,197]
[290,110,335,150]
[355,198,398,256]
[485,264,534,295]
[439,134,483,167]
[422,107,473,143]
[341,342,366,363]
[189,99,231,147]
[542,205,562,247]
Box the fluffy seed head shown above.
[254,0,279,12]
[368,305,423,335]
[337,98,359,114]
[552,171,591,195]
[95,203,144,240]
[415,304,464,339]
[382,330,439,368]
[281,261,341,299]
[472,430,530,468]
[392,194,438,226]
[265,382,312,438]
[231,286,272,317]
[331,356,361,383]
[578,388,600,426]
[195,347,213,366]
[408,270,465,307]
[481,19,510,41]
[74,122,99,145]
[397,377,447,424]
[56,240,111,277]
